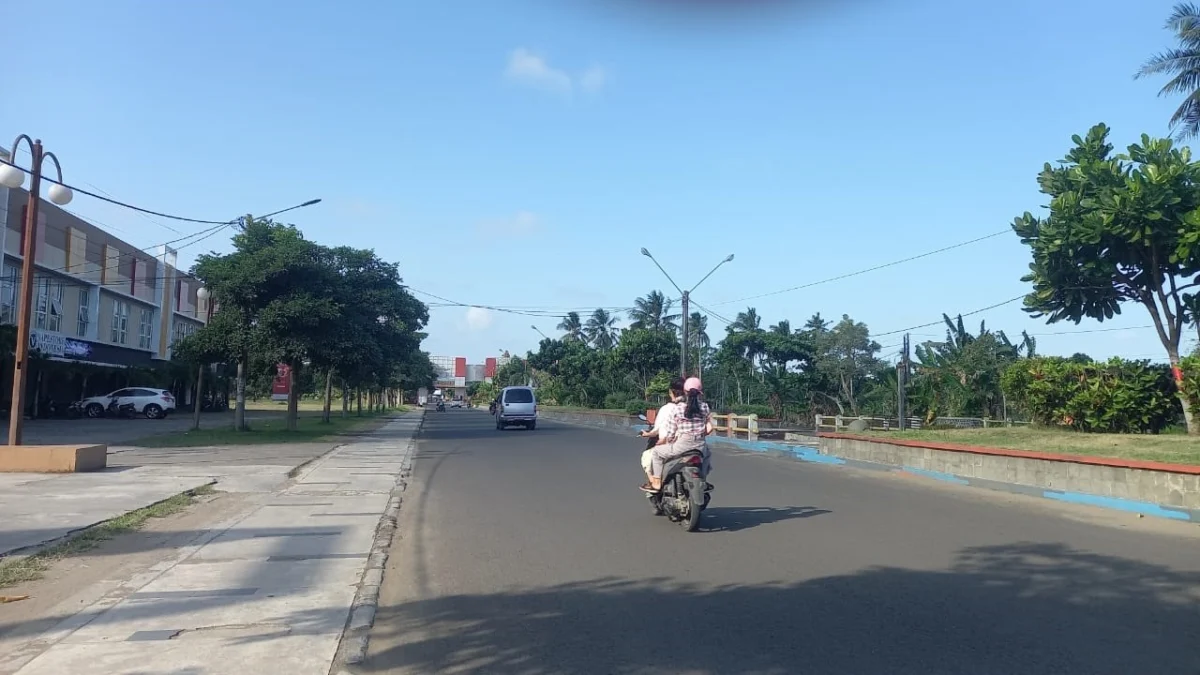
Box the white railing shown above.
[815,414,1029,433]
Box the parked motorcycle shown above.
[64,400,84,419]
[637,415,711,532]
[107,397,138,419]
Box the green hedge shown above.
[729,404,774,418]
[624,399,652,417]
[1001,357,1181,433]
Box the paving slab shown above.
[10,411,420,675]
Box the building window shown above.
[138,308,153,350]
[173,320,197,346]
[77,288,90,337]
[111,300,129,344]
[0,267,17,325]
[35,278,63,332]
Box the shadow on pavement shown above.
[359,542,1200,675]
[698,505,832,532]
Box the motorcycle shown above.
[107,397,138,419]
[638,415,711,532]
[65,400,84,419]
[488,401,497,415]
[436,401,446,412]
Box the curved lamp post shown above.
[640,248,734,378]
[2,135,74,445]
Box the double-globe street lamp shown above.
[640,248,734,378]
[0,136,74,445]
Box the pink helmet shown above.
[684,377,702,393]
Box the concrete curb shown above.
[539,410,1200,525]
[332,410,423,672]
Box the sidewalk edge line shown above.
[332,409,424,672]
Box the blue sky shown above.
[0,0,1190,364]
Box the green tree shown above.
[557,312,585,342]
[1137,3,1200,140]
[1012,124,1200,432]
[811,315,882,416]
[628,291,680,332]
[613,327,679,396]
[584,308,619,350]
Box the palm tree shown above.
[585,308,619,350]
[728,307,762,334]
[769,319,792,336]
[557,312,584,342]
[628,291,681,332]
[1138,3,1200,139]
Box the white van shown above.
[496,386,537,430]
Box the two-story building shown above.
[0,148,210,407]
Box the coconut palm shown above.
[628,291,680,332]
[769,319,792,336]
[557,312,585,342]
[728,307,762,334]
[1138,3,1200,139]
[585,308,619,350]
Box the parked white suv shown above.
[81,388,176,419]
[496,386,537,430]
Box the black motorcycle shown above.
[107,397,138,419]
[65,400,84,419]
[436,401,446,412]
[638,416,711,532]
[488,400,497,415]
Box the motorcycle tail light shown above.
[686,455,703,466]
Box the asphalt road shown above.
[361,409,1200,675]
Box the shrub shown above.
[1001,357,1180,433]
[625,399,652,417]
[729,404,774,418]
[603,392,629,411]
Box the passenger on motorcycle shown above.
[638,377,686,485]
[641,377,713,493]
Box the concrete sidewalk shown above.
[6,413,421,674]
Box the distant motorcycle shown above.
[65,401,84,419]
[488,401,497,415]
[436,401,446,412]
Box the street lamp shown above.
[640,248,735,378]
[2,136,74,445]
[531,325,548,340]
[191,287,217,431]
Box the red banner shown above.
[272,363,292,401]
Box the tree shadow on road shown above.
[359,541,1200,675]
[699,505,831,532]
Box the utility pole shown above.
[0,136,74,445]
[640,249,733,381]
[897,333,910,430]
[680,290,690,377]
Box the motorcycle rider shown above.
[642,377,713,493]
[638,377,686,486]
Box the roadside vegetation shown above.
[865,428,1200,467]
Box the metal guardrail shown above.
[814,414,1030,433]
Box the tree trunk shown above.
[286,361,301,431]
[234,357,247,431]
[322,369,334,423]
[356,389,363,416]
[341,379,349,418]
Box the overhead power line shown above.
[710,229,1010,307]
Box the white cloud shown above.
[579,66,608,93]
[475,210,543,239]
[504,49,608,96]
[465,307,493,331]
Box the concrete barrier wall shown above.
[821,434,1200,513]
[539,408,1200,523]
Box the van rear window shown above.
[505,388,534,403]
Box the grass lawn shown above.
[133,410,401,448]
[244,398,365,412]
[863,427,1200,466]
[541,405,628,414]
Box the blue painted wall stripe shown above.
[1042,490,1192,521]
[899,466,970,486]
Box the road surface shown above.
[361,410,1200,675]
